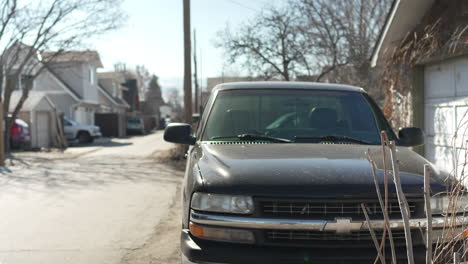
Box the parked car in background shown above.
[164,82,455,264]
[10,119,31,149]
[127,117,145,135]
[64,117,101,144]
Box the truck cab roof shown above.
[213,81,365,93]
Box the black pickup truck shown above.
[164,82,462,264]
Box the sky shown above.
[92,0,279,93]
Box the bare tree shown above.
[142,75,164,117]
[135,64,152,100]
[0,0,125,153]
[166,87,183,122]
[216,7,312,81]
[217,0,390,101]
[297,0,390,100]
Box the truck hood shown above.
[195,143,449,198]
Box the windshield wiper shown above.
[211,134,292,143]
[295,135,372,145]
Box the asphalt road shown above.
[0,132,183,264]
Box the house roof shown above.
[44,65,82,101]
[41,50,103,68]
[97,84,129,108]
[371,0,436,67]
[9,91,55,112]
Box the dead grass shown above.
[153,146,187,171]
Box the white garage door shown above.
[424,56,468,175]
[36,112,51,148]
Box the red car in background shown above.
[10,119,31,149]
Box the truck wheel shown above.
[78,132,92,144]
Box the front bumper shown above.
[190,210,468,233]
[181,229,428,264]
[184,210,468,264]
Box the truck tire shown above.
[77,131,92,144]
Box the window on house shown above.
[113,83,117,97]
[89,68,95,85]
[21,75,34,90]
[10,74,34,90]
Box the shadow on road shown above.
[0,154,184,196]
[68,141,133,148]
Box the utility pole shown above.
[199,48,203,113]
[193,29,199,114]
[183,0,192,124]
[0,103,4,166]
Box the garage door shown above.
[36,112,51,148]
[424,56,468,175]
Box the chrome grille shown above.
[266,229,407,242]
[260,199,419,220]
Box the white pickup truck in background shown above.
[64,117,102,144]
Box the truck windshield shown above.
[202,89,394,144]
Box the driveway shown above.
[0,131,183,264]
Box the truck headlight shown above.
[431,194,468,215]
[191,192,254,214]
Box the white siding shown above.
[82,64,99,103]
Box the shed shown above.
[9,91,58,148]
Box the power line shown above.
[224,0,258,12]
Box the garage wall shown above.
[424,55,468,175]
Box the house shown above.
[96,72,130,137]
[97,72,129,113]
[159,105,173,119]
[3,43,105,146]
[371,0,468,173]
[39,50,103,126]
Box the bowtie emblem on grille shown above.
[324,218,363,234]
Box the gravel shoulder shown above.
[120,183,182,264]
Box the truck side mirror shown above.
[397,127,424,147]
[164,123,196,145]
